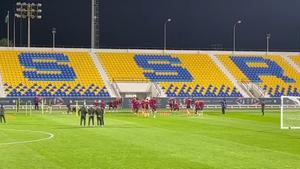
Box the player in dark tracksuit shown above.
[34,97,39,110]
[66,103,72,114]
[0,105,6,123]
[221,99,227,114]
[16,99,20,112]
[88,107,95,126]
[95,107,104,127]
[78,106,87,126]
[261,100,265,116]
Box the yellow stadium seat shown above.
[98,53,240,97]
[0,51,108,97]
[218,55,300,97]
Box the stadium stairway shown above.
[89,51,118,97]
[289,55,300,73]
[281,54,300,74]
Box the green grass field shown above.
[1,109,300,169]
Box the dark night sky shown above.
[1,0,300,51]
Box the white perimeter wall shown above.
[116,83,151,93]
[0,46,299,56]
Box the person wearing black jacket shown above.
[66,103,72,114]
[95,107,104,127]
[220,99,227,114]
[261,99,265,116]
[88,107,95,126]
[78,106,87,126]
[0,105,6,123]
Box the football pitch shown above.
[0,109,300,169]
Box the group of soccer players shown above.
[131,97,158,117]
[0,97,268,127]
[130,97,205,117]
[172,98,205,116]
[108,98,122,111]
[168,99,180,112]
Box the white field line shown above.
[0,129,54,146]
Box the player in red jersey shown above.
[117,98,122,109]
[195,100,199,115]
[185,98,193,116]
[141,99,145,109]
[131,97,136,113]
[101,100,106,110]
[173,99,180,111]
[150,97,157,118]
[112,99,116,111]
[168,99,174,112]
[94,100,99,108]
[109,99,117,111]
[133,98,141,114]
[141,98,149,117]
[112,98,121,111]
[195,100,205,116]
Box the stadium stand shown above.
[97,53,148,82]
[0,51,109,97]
[218,55,300,97]
[98,53,242,97]
[1,49,299,99]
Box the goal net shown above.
[281,96,300,129]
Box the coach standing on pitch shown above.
[260,99,265,116]
[78,105,87,126]
[96,106,104,128]
[220,99,227,114]
[0,105,6,124]
[88,107,95,126]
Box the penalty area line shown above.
[0,129,54,146]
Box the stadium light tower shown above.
[233,20,242,56]
[13,7,21,47]
[15,2,42,48]
[91,0,100,49]
[13,11,16,47]
[164,18,172,52]
[52,28,56,48]
[266,33,271,56]
[5,11,10,47]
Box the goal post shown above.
[281,96,300,129]
[41,98,86,115]
[0,97,91,116]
